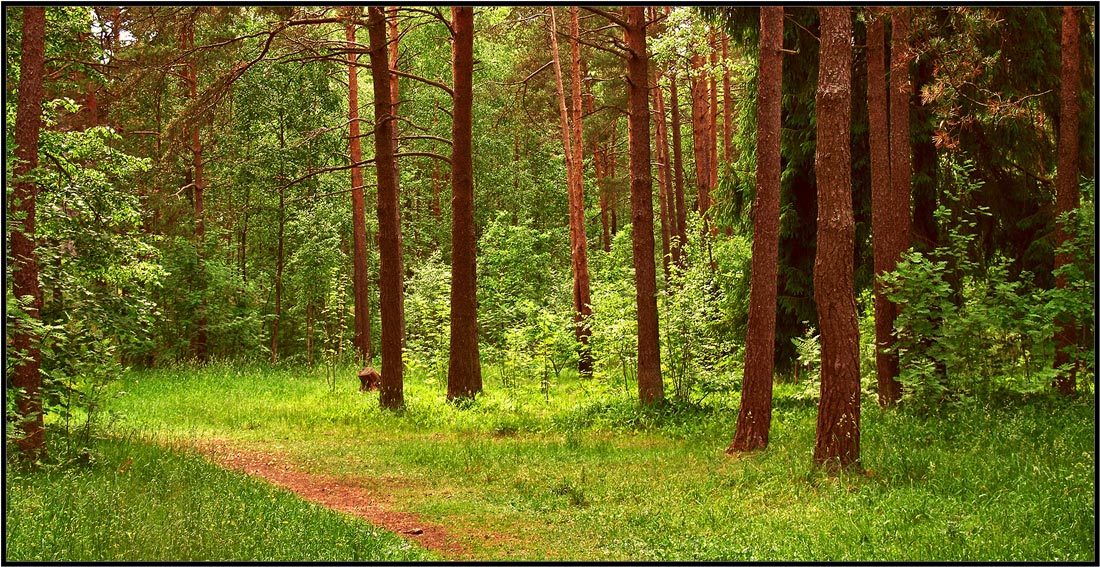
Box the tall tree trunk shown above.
[388,9,409,355]
[690,51,710,219]
[722,32,732,168]
[388,7,401,205]
[728,6,782,454]
[596,145,611,251]
[812,7,860,472]
[11,6,47,462]
[669,71,688,266]
[867,13,903,407]
[889,9,913,269]
[272,186,284,363]
[550,7,594,377]
[447,6,482,400]
[182,14,208,362]
[346,12,374,364]
[708,29,720,206]
[1053,5,1081,396]
[568,6,594,375]
[624,7,664,406]
[654,69,676,274]
[367,7,405,409]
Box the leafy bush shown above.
[881,158,1094,411]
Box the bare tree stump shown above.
[358,367,381,392]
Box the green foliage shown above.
[882,157,1095,411]
[404,251,452,380]
[660,215,750,403]
[5,97,159,448]
[588,227,639,392]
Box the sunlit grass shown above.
[4,433,436,562]
[41,361,1099,561]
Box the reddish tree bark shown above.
[708,29,720,203]
[690,51,710,219]
[595,145,611,251]
[549,7,595,377]
[388,7,401,197]
[272,182,285,363]
[728,6,782,454]
[367,7,405,409]
[812,6,860,472]
[447,6,483,400]
[889,9,913,266]
[1053,6,1081,396]
[722,32,732,167]
[181,13,208,361]
[10,6,47,461]
[568,6,594,375]
[653,69,673,278]
[867,13,902,407]
[346,13,373,363]
[624,7,664,405]
[669,71,688,266]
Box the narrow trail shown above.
[197,439,472,559]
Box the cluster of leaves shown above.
[881,155,1095,412]
[6,100,157,450]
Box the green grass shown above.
[11,361,1095,561]
[4,434,436,562]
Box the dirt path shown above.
[198,439,471,559]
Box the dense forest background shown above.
[5,6,1095,461]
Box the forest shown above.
[4,5,1095,562]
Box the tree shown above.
[812,6,860,471]
[623,6,665,405]
[728,6,783,453]
[867,11,903,406]
[548,6,594,377]
[346,8,374,364]
[180,10,208,361]
[690,48,711,221]
[1053,6,1081,396]
[368,6,405,409]
[669,66,688,267]
[653,67,676,275]
[10,6,48,461]
[446,6,482,401]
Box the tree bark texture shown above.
[181,14,208,361]
[1053,6,1081,396]
[624,7,664,405]
[690,52,710,219]
[708,30,720,204]
[722,32,732,167]
[812,7,860,472]
[447,6,483,401]
[565,7,594,375]
[889,9,913,261]
[654,69,674,279]
[728,6,782,454]
[388,7,401,202]
[867,13,903,407]
[367,7,405,409]
[669,72,688,266]
[347,14,373,363]
[11,6,47,461]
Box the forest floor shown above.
[9,362,1094,562]
[198,438,474,558]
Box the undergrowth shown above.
[57,361,1096,562]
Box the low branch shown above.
[400,134,453,146]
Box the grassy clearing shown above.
[18,361,1094,561]
[4,433,436,562]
